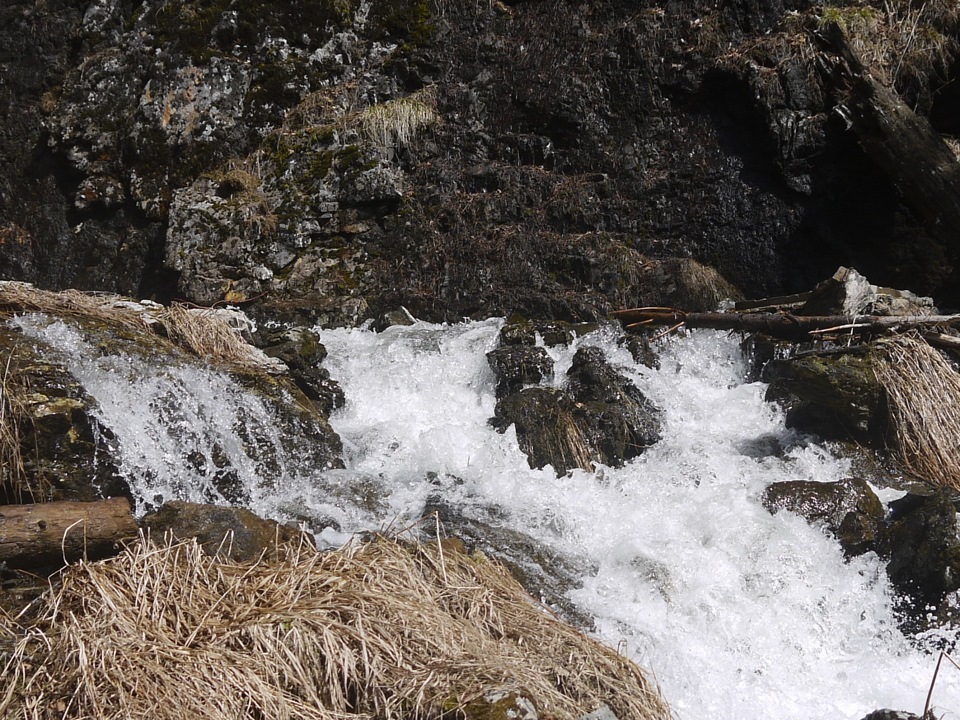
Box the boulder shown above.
[490,347,661,473]
[858,711,924,720]
[800,266,937,317]
[762,478,884,556]
[565,346,662,463]
[762,347,886,446]
[141,500,313,562]
[876,491,960,626]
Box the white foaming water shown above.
[13,314,299,517]
[316,319,960,720]
[13,309,960,718]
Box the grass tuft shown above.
[0,535,671,720]
[876,333,960,490]
[353,87,438,151]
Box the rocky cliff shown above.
[3,0,959,326]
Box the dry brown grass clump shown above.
[0,282,146,334]
[0,282,274,371]
[153,303,267,369]
[876,333,960,490]
[0,351,30,503]
[0,536,671,720]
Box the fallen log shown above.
[0,497,137,569]
[610,307,960,341]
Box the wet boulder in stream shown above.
[490,344,660,474]
[876,490,960,629]
[762,477,884,556]
[762,347,887,446]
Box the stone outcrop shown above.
[489,340,661,474]
[5,2,960,324]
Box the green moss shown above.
[367,0,434,47]
[819,5,881,34]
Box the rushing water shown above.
[14,313,960,719]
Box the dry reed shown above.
[0,283,273,371]
[0,535,671,720]
[0,350,29,502]
[876,333,960,490]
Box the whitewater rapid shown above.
[314,319,960,720]
[15,312,960,719]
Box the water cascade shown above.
[16,312,960,719]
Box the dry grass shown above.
[154,303,268,369]
[0,535,670,720]
[0,283,275,371]
[0,350,33,503]
[353,87,438,151]
[876,333,960,490]
[0,282,148,335]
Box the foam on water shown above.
[14,309,960,718]
[13,314,297,517]
[316,319,960,720]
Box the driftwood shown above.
[610,307,960,341]
[0,497,136,569]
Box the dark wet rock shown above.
[565,346,662,461]
[498,319,599,348]
[859,711,924,720]
[762,348,886,446]
[490,347,660,473]
[421,494,595,630]
[261,327,345,414]
[762,477,884,556]
[0,324,125,504]
[486,345,554,398]
[491,387,590,473]
[876,490,960,625]
[141,500,313,562]
[619,332,660,370]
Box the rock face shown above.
[5,2,960,322]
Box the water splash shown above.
[13,314,300,517]
[316,320,960,720]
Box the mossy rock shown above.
[763,477,884,556]
[762,348,887,446]
[0,322,126,504]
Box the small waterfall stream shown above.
[15,313,960,719]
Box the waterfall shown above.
[15,311,960,719]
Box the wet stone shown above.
[486,345,554,398]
